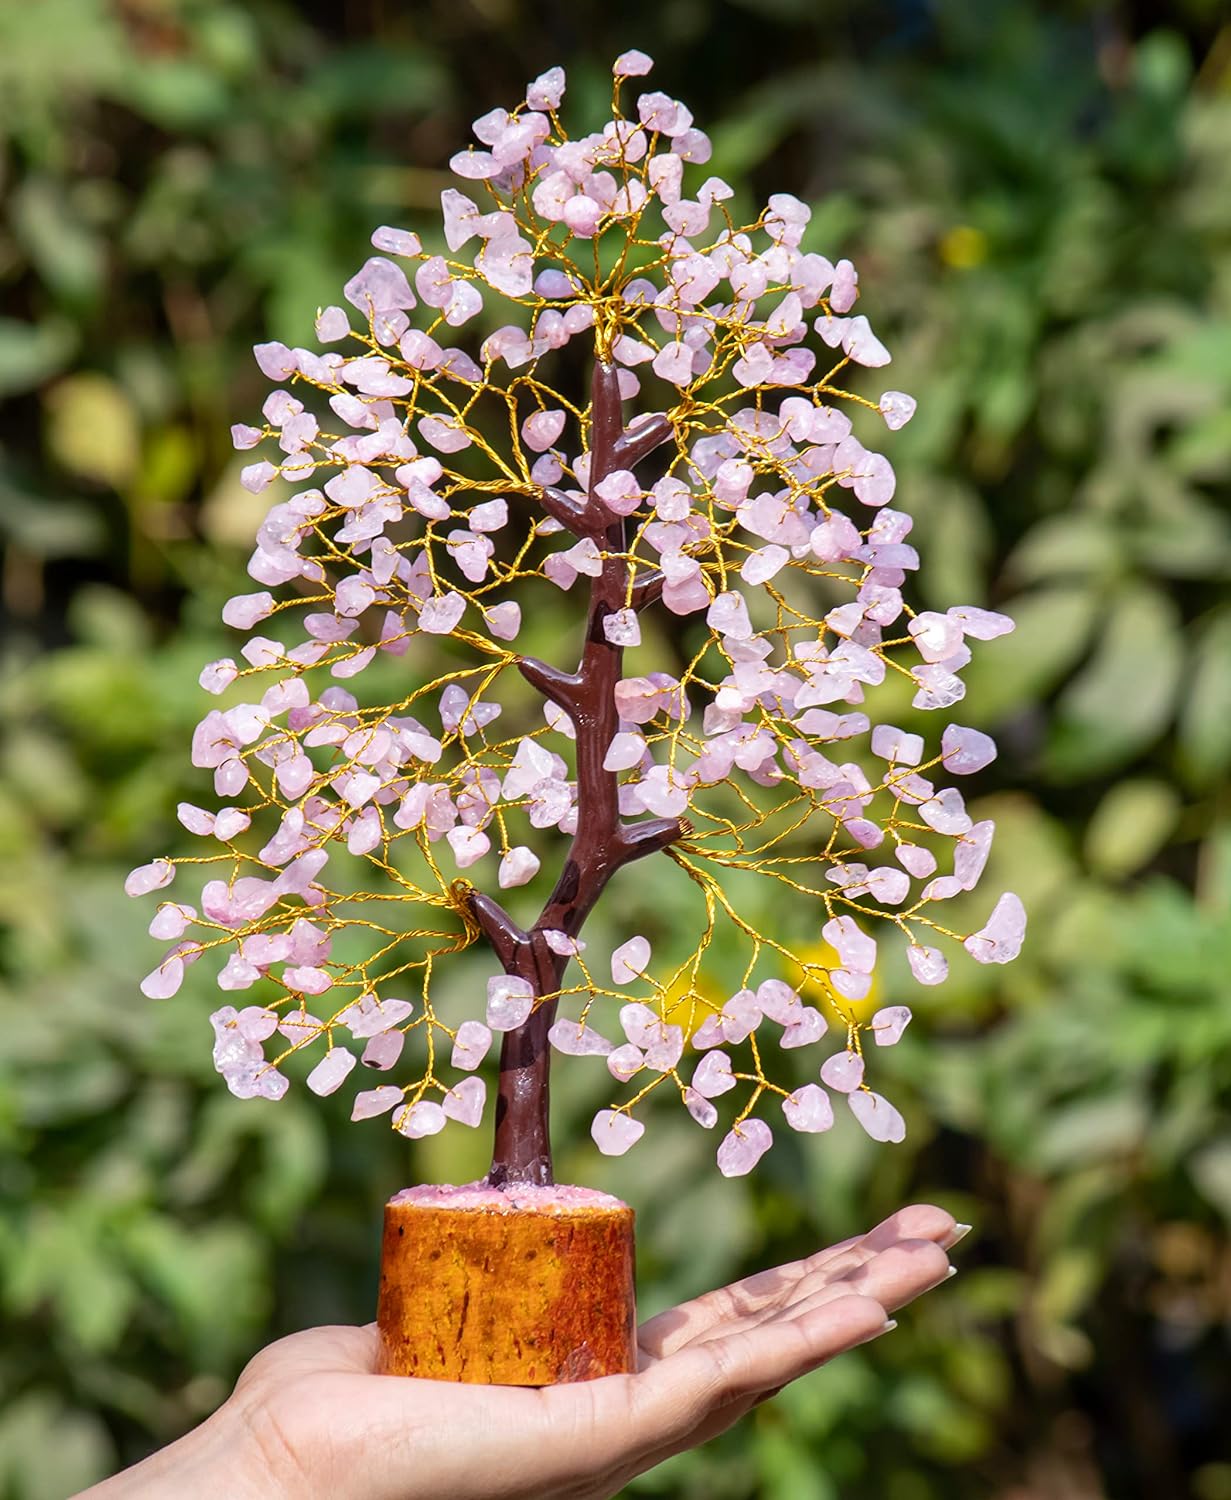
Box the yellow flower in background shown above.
[938,223,989,269]
[795,941,883,1024]
[660,966,725,1037]
[656,945,885,1039]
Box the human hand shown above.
[83,1204,966,1500]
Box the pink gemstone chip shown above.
[716,1118,773,1177]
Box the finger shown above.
[639,1204,957,1360]
[637,1259,803,1362]
[781,1238,952,1323]
[676,1236,951,1351]
[631,1292,889,1460]
[742,1204,958,1308]
[795,1204,957,1272]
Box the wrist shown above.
[79,1398,283,1500]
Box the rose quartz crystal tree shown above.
[127,50,1026,1186]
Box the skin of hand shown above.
[81,1204,965,1500]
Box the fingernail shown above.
[943,1222,973,1249]
[944,1266,958,1280]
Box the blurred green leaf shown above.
[1085,778,1181,877]
[44,373,141,488]
[0,1392,112,1500]
[1179,606,1231,783]
[0,317,76,397]
[11,176,106,305]
[1048,585,1183,776]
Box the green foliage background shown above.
[1,1,1229,1496]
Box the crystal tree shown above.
[127,50,1025,1189]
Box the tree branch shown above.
[613,412,673,470]
[538,486,596,537]
[518,656,582,711]
[616,817,686,864]
[463,890,529,971]
[631,569,665,611]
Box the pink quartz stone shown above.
[442,1076,486,1127]
[522,408,566,452]
[866,867,910,904]
[236,1006,278,1041]
[614,49,653,76]
[352,1085,403,1121]
[907,945,948,986]
[283,965,333,996]
[618,1002,658,1049]
[909,610,965,664]
[848,1089,906,1143]
[594,468,642,516]
[822,915,877,973]
[498,845,540,888]
[447,825,490,869]
[307,1048,356,1096]
[611,936,651,985]
[315,305,350,342]
[548,1019,613,1057]
[125,859,176,897]
[941,724,998,775]
[879,391,917,429]
[652,341,694,387]
[591,1109,644,1156]
[820,1050,865,1093]
[948,605,1014,640]
[140,954,184,1000]
[955,820,995,891]
[362,1030,405,1070]
[740,545,788,585]
[707,590,753,640]
[896,842,937,878]
[920,787,973,837]
[486,975,535,1031]
[398,1101,447,1138]
[716,1118,772,1177]
[871,724,924,765]
[199,658,239,694]
[755,979,801,1025]
[602,609,641,646]
[419,593,466,634]
[782,1084,834,1133]
[780,1006,827,1048]
[485,601,522,640]
[964,892,1027,965]
[683,1087,718,1128]
[831,967,872,1002]
[691,1049,737,1098]
[607,1044,644,1083]
[149,903,194,940]
[451,1020,493,1071]
[871,1005,912,1047]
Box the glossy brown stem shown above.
[464,362,679,1187]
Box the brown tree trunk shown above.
[462,360,680,1186]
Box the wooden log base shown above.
[376,1182,637,1385]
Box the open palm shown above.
[173,1203,960,1500]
